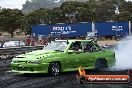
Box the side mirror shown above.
[68,50,73,54]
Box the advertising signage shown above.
[95,22,129,36]
[32,22,92,37]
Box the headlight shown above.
[27,60,40,64]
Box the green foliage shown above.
[23,0,132,34]
[1,0,132,35]
[0,9,24,37]
[23,8,51,34]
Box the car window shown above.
[69,41,82,52]
[82,42,93,52]
[92,42,103,52]
[42,41,67,51]
[82,42,101,52]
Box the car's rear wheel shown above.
[48,62,60,76]
[95,58,108,71]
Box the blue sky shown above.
[0,0,132,10]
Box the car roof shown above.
[55,39,92,42]
[68,40,92,42]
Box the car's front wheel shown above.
[48,62,60,76]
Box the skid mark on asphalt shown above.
[0,58,132,88]
[0,74,37,88]
[7,75,60,88]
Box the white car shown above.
[3,41,25,48]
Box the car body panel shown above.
[11,40,115,74]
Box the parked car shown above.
[11,40,115,75]
[3,41,25,47]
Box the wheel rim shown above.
[51,63,60,76]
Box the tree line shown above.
[0,0,132,37]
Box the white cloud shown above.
[0,0,27,9]
[126,0,132,1]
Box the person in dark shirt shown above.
[84,43,92,52]
[74,44,80,51]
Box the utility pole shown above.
[114,4,120,40]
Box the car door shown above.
[93,43,115,66]
[80,42,96,68]
[83,41,107,68]
[62,41,84,69]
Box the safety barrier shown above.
[0,46,44,59]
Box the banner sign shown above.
[95,22,129,36]
[32,22,92,37]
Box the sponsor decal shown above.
[51,26,76,34]
[76,66,130,84]
[84,75,130,83]
[112,26,124,31]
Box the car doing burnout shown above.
[11,40,115,75]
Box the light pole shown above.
[114,4,120,40]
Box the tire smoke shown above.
[114,36,132,70]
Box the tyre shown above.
[95,58,108,71]
[48,62,60,76]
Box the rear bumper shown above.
[11,63,49,74]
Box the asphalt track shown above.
[0,58,132,88]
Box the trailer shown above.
[95,21,131,37]
[32,21,131,39]
[32,22,92,38]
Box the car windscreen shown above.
[42,41,67,51]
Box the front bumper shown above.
[11,62,49,74]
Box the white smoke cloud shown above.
[113,35,132,70]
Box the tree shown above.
[22,0,62,13]
[59,1,88,23]
[50,7,64,23]
[23,8,51,34]
[112,11,132,21]
[21,0,132,34]
[0,9,24,37]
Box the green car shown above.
[11,40,115,75]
